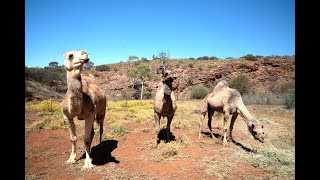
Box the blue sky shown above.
[25,0,295,68]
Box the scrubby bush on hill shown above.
[242,54,258,61]
[279,81,295,94]
[228,75,251,95]
[279,81,295,109]
[96,65,111,71]
[284,90,295,109]
[25,66,66,87]
[190,86,208,99]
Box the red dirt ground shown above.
[25,114,268,180]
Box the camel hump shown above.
[216,80,228,88]
[212,80,229,94]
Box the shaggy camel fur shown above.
[62,50,107,169]
[154,68,177,144]
[199,80,265,144]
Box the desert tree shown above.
[153,51,170,69]
[141,57,148,62]
[128,55,139,68]
[127,62,151,101]
[49,61,59,68]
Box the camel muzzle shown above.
[258,137,264,143]
[81,59,89,63]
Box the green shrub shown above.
[93,73,100,77]
[263,57,270,62]
[143,91,152,99]
[32,99,61,113]
[284,89,295,109]
[197,64,203,71]
[25,66,66,86]
[96,65,110,71]
[191,86,208,99]
[243,54,258,61]
[188,76,194,85]
[279,81,295,94]
[242,91,284,105]
[228,75,251,95]
[111,122,127,137]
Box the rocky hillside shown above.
[25,57,295,101]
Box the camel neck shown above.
[236,102,255,126]
[66,73,83,98]
[163,83,173,96]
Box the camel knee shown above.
[84,138,91,147]
[70,135,77,142]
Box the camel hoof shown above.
[223,140,228,146]
[82,162,95,169]
[66,159,76,164]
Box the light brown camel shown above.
[199,80,265,145]
[154,68,177,144]
[62,50,107,169]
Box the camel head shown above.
[63,50,90,78]
[160,69,177,85]
[248,122,265,143]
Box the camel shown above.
[62,50,107,169]
[199,80,265,145]
[154,67,177,144]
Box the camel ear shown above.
[80,50,87,55]
[64,52,73,59]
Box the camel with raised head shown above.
[62,50,107,169]
[154,67,177,144]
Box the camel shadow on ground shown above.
[201,129,256,153]
[230,139,257,153]
[158,128,176,143]
[79,139,120,165]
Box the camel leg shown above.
[154,113,161,145]
[89,125,94,148]
[99,119,104,144]
[229,112,238,142]
[83,115,95,169]
[96,114,105,144]
[207,109,215,141]
[166,115,174,143]
[223,113,231,145]
[198,113,206,139]
[64,114,77,164]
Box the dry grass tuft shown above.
[153,141,181,161]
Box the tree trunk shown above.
[130,78,135,89]
[140,80,144,103]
